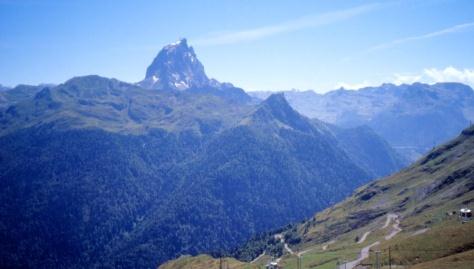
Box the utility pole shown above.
[389,247,392,269]
[375,251,381,269]
[219,257,229,269]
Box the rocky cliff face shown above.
[139,38,210,90]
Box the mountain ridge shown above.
[250,82,474,161]
[0,39,426,269]
[0,79,405,268]
[162,124,474,269]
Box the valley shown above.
[165,125,474,268]
[1,38,473,269]
[0,40,407,268]
[250,83,474,161]
[2,2,474,268]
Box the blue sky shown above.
[1,0,473,92]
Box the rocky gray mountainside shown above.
[0,40,405,268]
[139,38,209,90]
[250,83,474,161]
[138,38,250,103]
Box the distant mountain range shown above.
[0,84,44,109]
[250,83,474,161]
[0,40,405,268]
[0,84,11,91]
[166,124,474,269]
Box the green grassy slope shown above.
[179,125,474,268]
[0,75,252,136]
[280,125,474,268]
[159,255,259,269]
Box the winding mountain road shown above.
[411,228,429,236]
[250,251,266,264]
[339,241,380,269]
[385,215,402,240]
[274,214,403,268]
[274,233,295,255]
[284,243,295,255]
[382,213,398,229]
[322,240,336,251]
[339,213,402,269]
[357,231,371,244]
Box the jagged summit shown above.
[139,38,211,90]
[138,39,252,103]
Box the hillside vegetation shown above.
[0,75,405,268]
[171,125,474,269]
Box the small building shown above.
[265,261,280,269]
[460,208,472,222]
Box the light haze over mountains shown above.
[1,1,474,267]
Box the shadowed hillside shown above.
[176,125,474,269]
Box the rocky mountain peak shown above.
[139,38,210,90]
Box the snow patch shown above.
[174,81,189,90]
